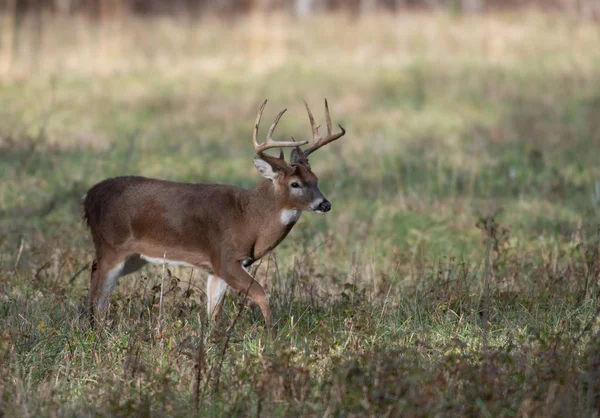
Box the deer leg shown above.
[90,257,124,320]
[88,252,140,322]
[88,259,99,325]
[207,274,228,324]
[219,262,273,330]
[88,253,148,327]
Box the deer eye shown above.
[290,182,300,189]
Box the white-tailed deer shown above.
[83,99,346,332]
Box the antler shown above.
[302,99,346,157]
[253,100,308,158]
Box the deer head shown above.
[252,99,346,213]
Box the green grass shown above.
[1,10,600,417]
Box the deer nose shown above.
[318,200,331,212]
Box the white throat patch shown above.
[280,209,301,225]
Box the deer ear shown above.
[290,147,309,166]
[253,157,279,180]
[290,148,300,165]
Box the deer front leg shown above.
[218,260,273,331]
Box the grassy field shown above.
[1,10,600,416]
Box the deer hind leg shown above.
[88,259,100,324]
[88,255,124,322]
[207,274,228,324]
[88,253,147,324]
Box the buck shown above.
[83,99,346,332]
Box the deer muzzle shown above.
[313,199,331,213]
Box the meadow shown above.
[1,10,600,416]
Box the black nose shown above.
[318,200,331,212]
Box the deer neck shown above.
[244,180,301,259]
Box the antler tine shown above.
[304,100,320,141]
[303,98,347,157]
[253,101,307,157]
[266,108,288,145]
[325,98,332,135]
[253,99,268,152]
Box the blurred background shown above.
[2,0,600,300]
[2,0,599,266]
[2,0,600,306]
[2,1,600,415]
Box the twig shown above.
[13,237,24,271]
[250,256,263,278]
[34,259,52,281]
[297,235,334,264]
[68,262,90,285]
[185,269,193,295]
[375,255,401,333]
[194,312,205,410]
[157,252,166,336]
[175,278,205,296]
[480,219,494,353]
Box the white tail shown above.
[83,99,346,332]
